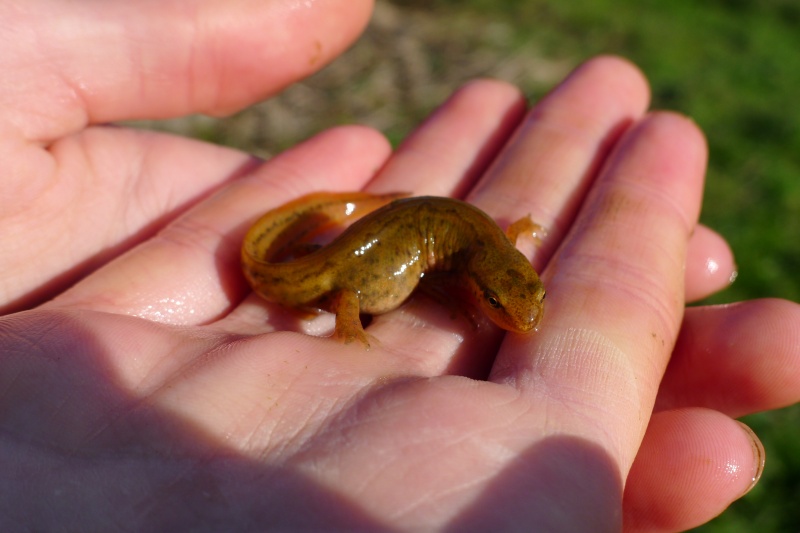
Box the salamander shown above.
[241,192,545,348]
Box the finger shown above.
[656,298,800,417]
[368,79,527,197]
[623,409,764,533]
[46,126,392,324]
[685,224,737,302]
[4,0,374,142]
[493,112,708,470]
[368,57,651,376]
[470,55,651,263]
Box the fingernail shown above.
[736,420,765,496]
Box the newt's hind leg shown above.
[329,288,372,350]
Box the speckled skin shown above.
[242,192,546,347]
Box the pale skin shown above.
[1,1,800,531]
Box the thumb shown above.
[2,0,374,142]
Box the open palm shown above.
[2,1,799,532]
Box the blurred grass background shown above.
[137,1,800,530]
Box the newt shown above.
[241,192,546,348]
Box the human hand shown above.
[0,0,375,314]
[2,1,799,531]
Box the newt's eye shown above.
[484,290,501,309]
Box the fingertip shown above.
[685,224,737,301]
[455,78,527,106]
[246,124,393,200]
[286,124,391,167]
[548,55,652,117]
[444,78,528,136]
[735,420,766,496]
[584,55,651,97]
[623,408,764,532]
[618,111,708,189]
[327,124,393,158]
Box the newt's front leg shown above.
[329,289,372,349]
[505,215,546,246]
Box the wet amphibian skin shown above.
[241,192,546,349]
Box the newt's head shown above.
[467,249,545,333]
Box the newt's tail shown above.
[242,191,408,265]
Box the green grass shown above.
[397,1,800,531]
